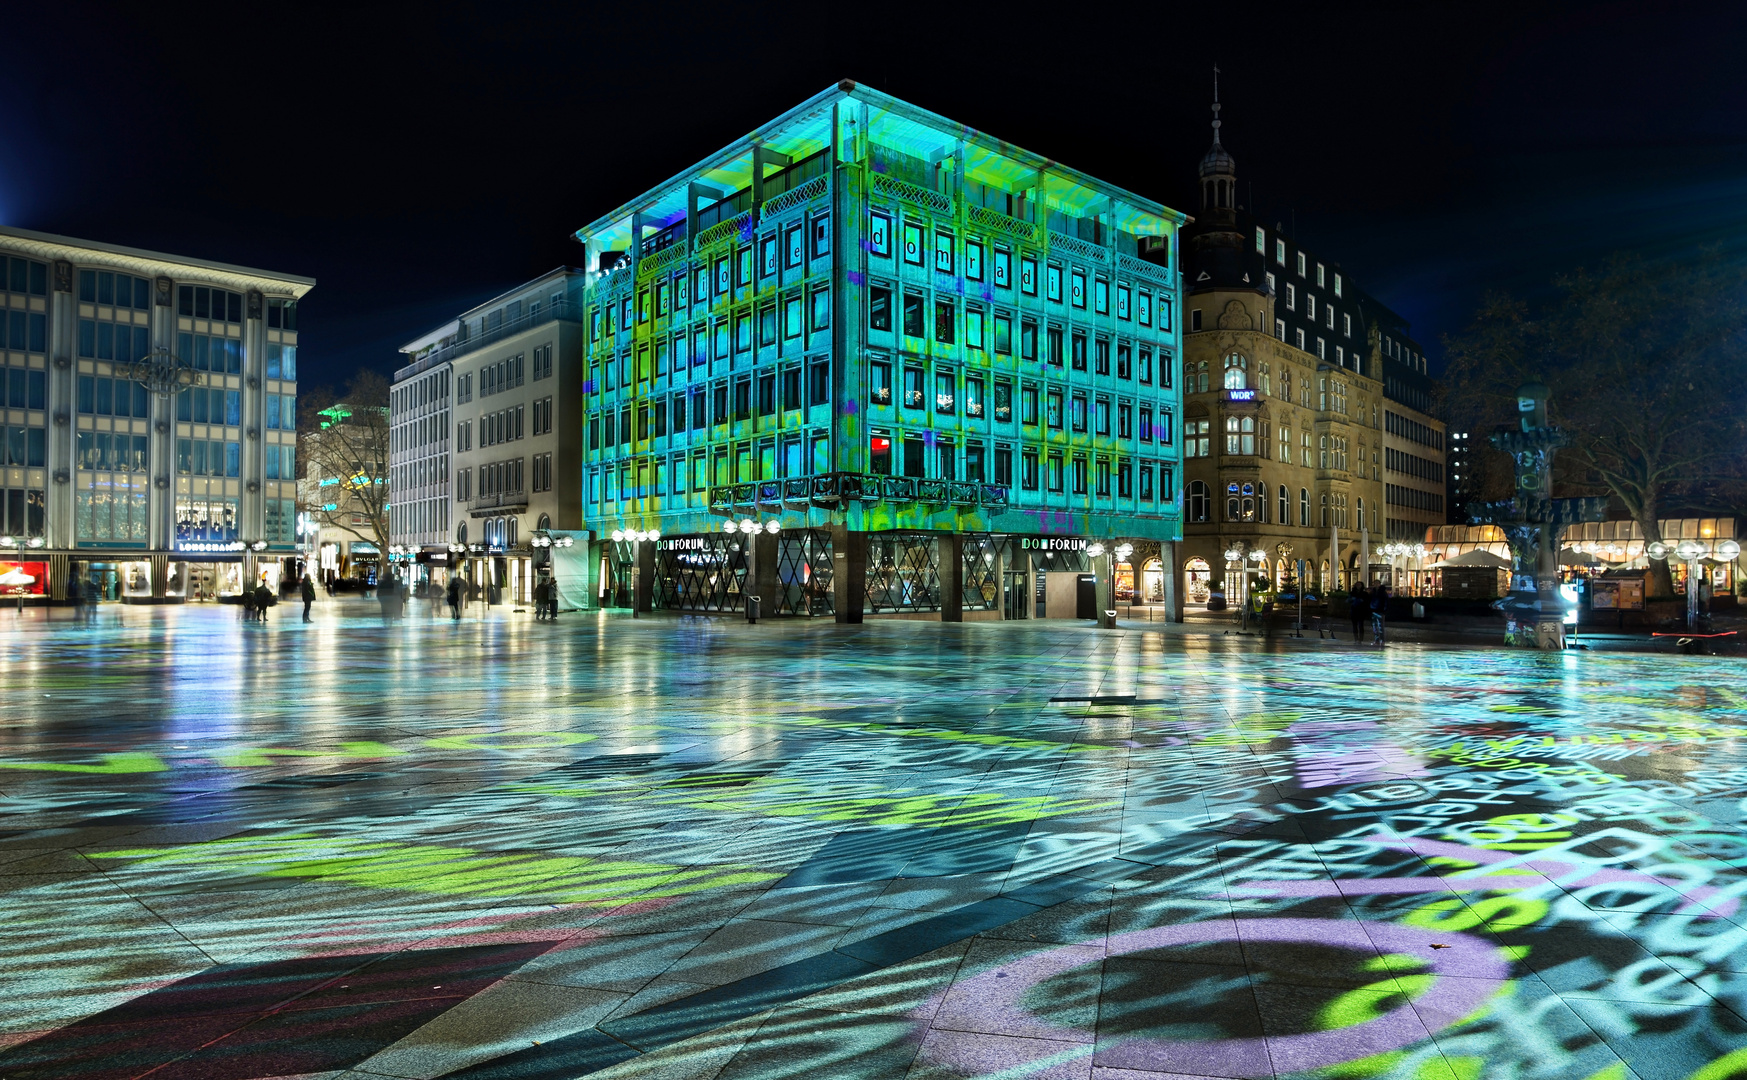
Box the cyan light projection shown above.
[0,607,1745,1079]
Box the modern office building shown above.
[566,81,1187,621]
[391,267,587,601]
[0,225,311,602]
[1178,92,1444,603]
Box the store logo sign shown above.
[1020,537,1086,552]
[176,541,245,553]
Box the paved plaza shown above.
[1,604,1746,1080]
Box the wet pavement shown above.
[1,601,1746,1080]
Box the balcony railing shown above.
[396,301,583,381]
[470,490,528,512]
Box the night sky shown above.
[6,2,1744,390]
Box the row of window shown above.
[393,410,450,454]
[81,271,152,310]
[592,289,830,393]
[868,285,1172,379]
[263,443,295,479]
[76,432,148,472]
[1386,484,1445,513]
[80,376,152,418]
[594,213,832,340]
[532,396,553,436]
[177,285,243,324]
[589,362,831,452]
[393,368,449,416]
[455,457,525,501]
[1186,480,1368,531]
[1385,410,1444,451]
[77,320,151,365]
[174,438,240,477]
[480,352,526,398]
[874,211,1170,327]
[1385,446,1444,483]
[532,452,552,493]
[1258,228,1344,297]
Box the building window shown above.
[1071,455,1087,495]
[1188,480,1210,522]
[1300,488,1310,526]
[934,231,954,274]
[1296,251,1307,277]
[1185,418,1210,457]
[903,222,924,266]
[1275,239,1286,265]
[1286,284,1296,311]
[1021,449,1039,490]
[1191,308,1202,332]
[1224,415,1255,455]
[869,285,892,331]
[1255,226,1265,253]
[1222,353,1247,389]
[1047,452,1064,493]
[935,300,955,343]
[903,291,925,337]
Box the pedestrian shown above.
[1349,581,1370,641]
[256,581,273,622]
[241,586,257,622]
[533,578,549,621]
[546,576,560,621]
[66,571,83,625]
[300,573,316,622]
[446,574,462,620]
[1371,582,1391,645]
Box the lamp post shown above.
[718,517,778,622]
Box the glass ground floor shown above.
[594,530,1174,621]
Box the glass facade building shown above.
[569,82,1187,620]
[0,226,313,602]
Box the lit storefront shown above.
[1425,518,1742,598]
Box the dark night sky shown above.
[6,2,1746,391]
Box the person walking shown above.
[1349,581,1370,642]
[546,576,560,621]
[255,581,273,622]
[66,570,83,626]
[1371,582,1391,645]
[300,574,316,622]
[241,586,257,622]
[446,574,462,620]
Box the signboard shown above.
[0,561,46,595]
[1225,389,1257,402]
[177,541,244,553]
[1590,579,1644,611]
[658,537,712,552]
[1020,537,1086,552]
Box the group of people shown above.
[238,580,278,621]
[1348,581,1393,645]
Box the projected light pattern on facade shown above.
[0,610,1745,1078]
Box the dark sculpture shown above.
[1468,382,1606,648]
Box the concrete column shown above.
[753,530,779,616]
[1096,551,1115,629]
[1024,551,1037,619]
[150,553,168,599]
[995,541,1010,619]
[832,524,866,623]
[48,552,68,601]
[939,533,963,622]
[1165,541,1183,622]
[634,539,653,613]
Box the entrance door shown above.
[1076,574,1097,620]
[189,566,217,601]
[1002,571,1028,619]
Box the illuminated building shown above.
[0,225,311,602]
[568,81,1187,620]
[392,267,588,601]
[1178,89,1445,603]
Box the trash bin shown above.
[745,595,761,624]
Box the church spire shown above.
[1199,65,1236,214]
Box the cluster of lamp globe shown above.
[0,536,46,550]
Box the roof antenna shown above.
[1211,64,1221,142]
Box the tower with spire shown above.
[1200,67,1237,218]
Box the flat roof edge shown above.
[0,224,316,291]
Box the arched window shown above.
[1188,480,1211,522]
[507,517,518,548]
[1192,360,1211,394]
[1321,494,1329,528]
[1223,353,1248,390]
[457,521,468,545]
[1300,488,1310,527]
[537,513,551,530]
[1278,484,1289,524]
[1356,498,1364,533]
[1259,361,1271,395]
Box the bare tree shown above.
[1444,251,1747,597]
[298,370,392,558]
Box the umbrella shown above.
[1429,549,1511,569]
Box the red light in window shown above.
[871,437,890,451]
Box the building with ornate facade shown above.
[1178,94,1445,604]
[0,225,311,603]
[563,81,1187,620]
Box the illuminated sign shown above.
[0,561,47,595]
[1226,389,1257,402]
[658,537,711,552]
[176,541,245,553]
[1019,537,1087,551]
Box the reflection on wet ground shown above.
[1,603,1746,1080]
